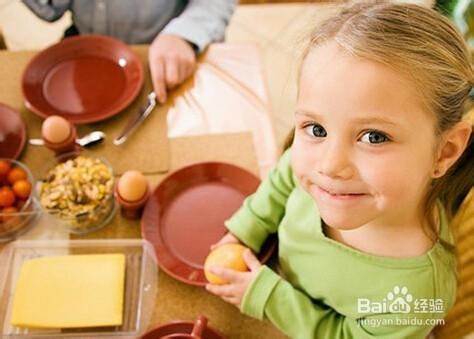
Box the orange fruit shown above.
[13,180,31,199]
[204,244,248,285]
[7,167,27,184]
[0,186,16,208]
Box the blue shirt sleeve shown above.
[161,0,237,53]
[22,0,71,22]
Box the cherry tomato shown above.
[2,206,18,213]
[13,180,31,199]
[0,160,11,179]
[0,187,16,207]
[1,206,19,224]
[7,167,27,184]
[16,199,26,210]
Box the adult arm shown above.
[161,0,237,53]
[149,0,237,102]
[22,0,71,22]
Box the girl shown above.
[206,2,473,339]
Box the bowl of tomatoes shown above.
[0,159,40,241]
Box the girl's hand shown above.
[205,249,262,307]
[210,232,241,250]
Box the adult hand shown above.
[205,248,262,307]
[148,34,197,103]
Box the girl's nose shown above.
[316,142,354,180]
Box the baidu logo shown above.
[358,286,413,314]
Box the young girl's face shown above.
[292,41,438,231]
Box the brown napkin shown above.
[0,46,169,176]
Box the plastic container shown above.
[0,239,158,338]
[37,151,116,234]
[0,159,41,242]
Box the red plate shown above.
[141,162,276,286]
[0,103,26,159]
[22,35,143,124]
[141,321,224,339]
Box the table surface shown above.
[0,41,287,338]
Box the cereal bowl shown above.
[37,151,116,234]
[0,159,41,242]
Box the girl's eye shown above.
[360,131,389,144]
[304,124,327,138]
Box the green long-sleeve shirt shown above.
[225,150,456,339]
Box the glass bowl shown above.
[37,151,116,234]
[0,159,41,242]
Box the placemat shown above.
[0,46,169,175]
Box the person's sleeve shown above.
[242,266,435,339]
[225,150,295,253]
[160,0,237,53]
[22,0,71,22]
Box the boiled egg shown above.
[41,116,71,143]
[117,170,148,202]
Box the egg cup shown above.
[114,184,150,220]
[42,125,79,156]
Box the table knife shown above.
[113,92,157,145]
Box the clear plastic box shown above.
[0,239,158,338]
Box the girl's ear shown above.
[432,121,472,178]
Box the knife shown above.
[113,92,157,146]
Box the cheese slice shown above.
[10,254,126,328]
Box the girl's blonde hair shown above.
[289,1,474,243]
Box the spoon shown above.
[29,131,106,147]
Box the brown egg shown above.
[41,116,71,144]
[117,170,148,202]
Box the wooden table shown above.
[84,132,287,338]
[0,132,287,338]
[0,41,284,339]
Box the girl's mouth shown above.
[317,186,367,201]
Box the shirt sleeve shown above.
[160,0,237,53]
[242,266,435,339]
[225,150,295,253]
[22,0,71,22]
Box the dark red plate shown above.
[141,321,224,339]
[141,162,276,286]
[22,35,143,124]
[0,103,26,159]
